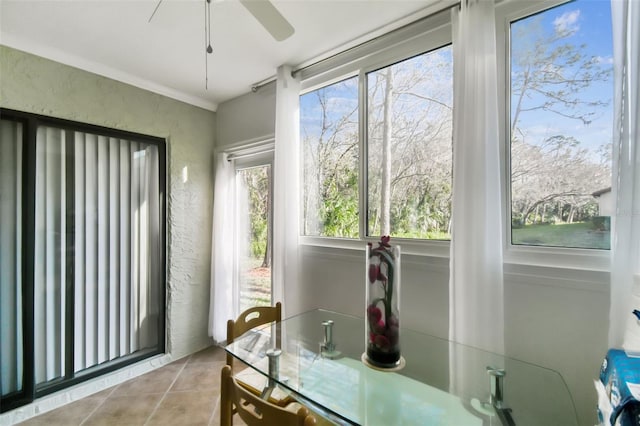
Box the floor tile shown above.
[170,361,224,393]
[90,386,116,399]
[82,394,162,426]
[188,346,226,364]
[147,391,216,425]
[168,355,190,365]
[16,397,103,426]
[9,346,238,426]
[114,363,183,396]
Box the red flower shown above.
[368,264,379,284]
[372,319,385,334]
[367,235,399,353]
[367,305,382,323]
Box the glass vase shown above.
[365,239,401,368]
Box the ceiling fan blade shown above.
[239,0,295,41]
[148,0,164,23]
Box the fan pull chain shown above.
[205,0,213,90]
[204,0,207,89]
[207,0,213,53]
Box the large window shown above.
[366,48,453,238]
[300,38,453,241]
[509,0,613,250]
[301,77,359,238]
[0,109,166,412]
[299,0,613,259]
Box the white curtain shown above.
[609,0,640,351]
[272,65,301,316]
[209,153,236,343]
[449,0,504,355]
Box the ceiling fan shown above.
[148,0,295,42]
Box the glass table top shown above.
[225,309,578,426]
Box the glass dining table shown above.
[224,309,578,426]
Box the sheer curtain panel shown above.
[609,0,640,351]
[209,153,236,342]
[449,0,504,354]
[273,65,301,315]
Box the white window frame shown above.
[299,0,612,271]
[496,0,611,271]
[299,9,454,258]
[228,144,276,313]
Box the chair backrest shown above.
[220,365,317,426]
[226,302,281,366]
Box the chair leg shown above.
[226,319,235,367]
[220,366,233,426]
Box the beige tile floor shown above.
[16,346,246,426]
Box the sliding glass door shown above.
[0,109,166,412]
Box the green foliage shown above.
[239,166,270,259]
[392,230,450,240]
[592,216,610,231]
[512,222,610,249]
[319,163,359,237]
[250,222,267,258]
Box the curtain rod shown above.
[224,139,275,161]
[226,147,274,162]
[292,0,460,78]
[251,0,460,93]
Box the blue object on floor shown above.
[599,349,640,426]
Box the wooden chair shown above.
[227,302,293,406]
[226,302,282,367]
[225,304,335,425]
[220,365,317,426]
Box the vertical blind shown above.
[33,126,161,385]
[34,126,66,383]
[71,133,161,371]
[0,119,23,396]
[1,111,164,410]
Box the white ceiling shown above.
[0,0,441,111]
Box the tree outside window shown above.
[510,0,613,249]
[301,46,454,241]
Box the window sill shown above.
[299,236,611,272]
[299,235,451,258]
[504,245,610,273]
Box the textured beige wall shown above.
[0,45,216,359]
